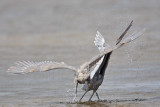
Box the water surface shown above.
[0,0,160,106]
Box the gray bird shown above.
[7,21,145,102]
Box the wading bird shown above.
[7,21,145,102]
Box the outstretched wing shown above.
[7,61,77,74]
[84,29,145,70]
[94,20,133,52]
[90,21,133,78]
[90,20,134,71]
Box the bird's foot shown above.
[88,99,92,102]
[97,98,102,102]
[72,96,77,103]
[79,99,82,102]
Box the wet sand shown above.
[0,0,160,107]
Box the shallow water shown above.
[0,0,160,106]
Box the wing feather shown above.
[7,61,77,74]
[85,28,145,70]
[94,31,111,52]
[116,20,133,45]
[91,20,133,75]
[94,20,133,53]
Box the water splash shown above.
[64,88,75,101]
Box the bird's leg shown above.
[96,92,100,100]
[88,91,95,101]
[79,91,88,102]
[73,80,78,102]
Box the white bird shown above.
[7,21,145,102]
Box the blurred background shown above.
[0,0,160,106]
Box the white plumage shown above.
[8,61,77,74]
